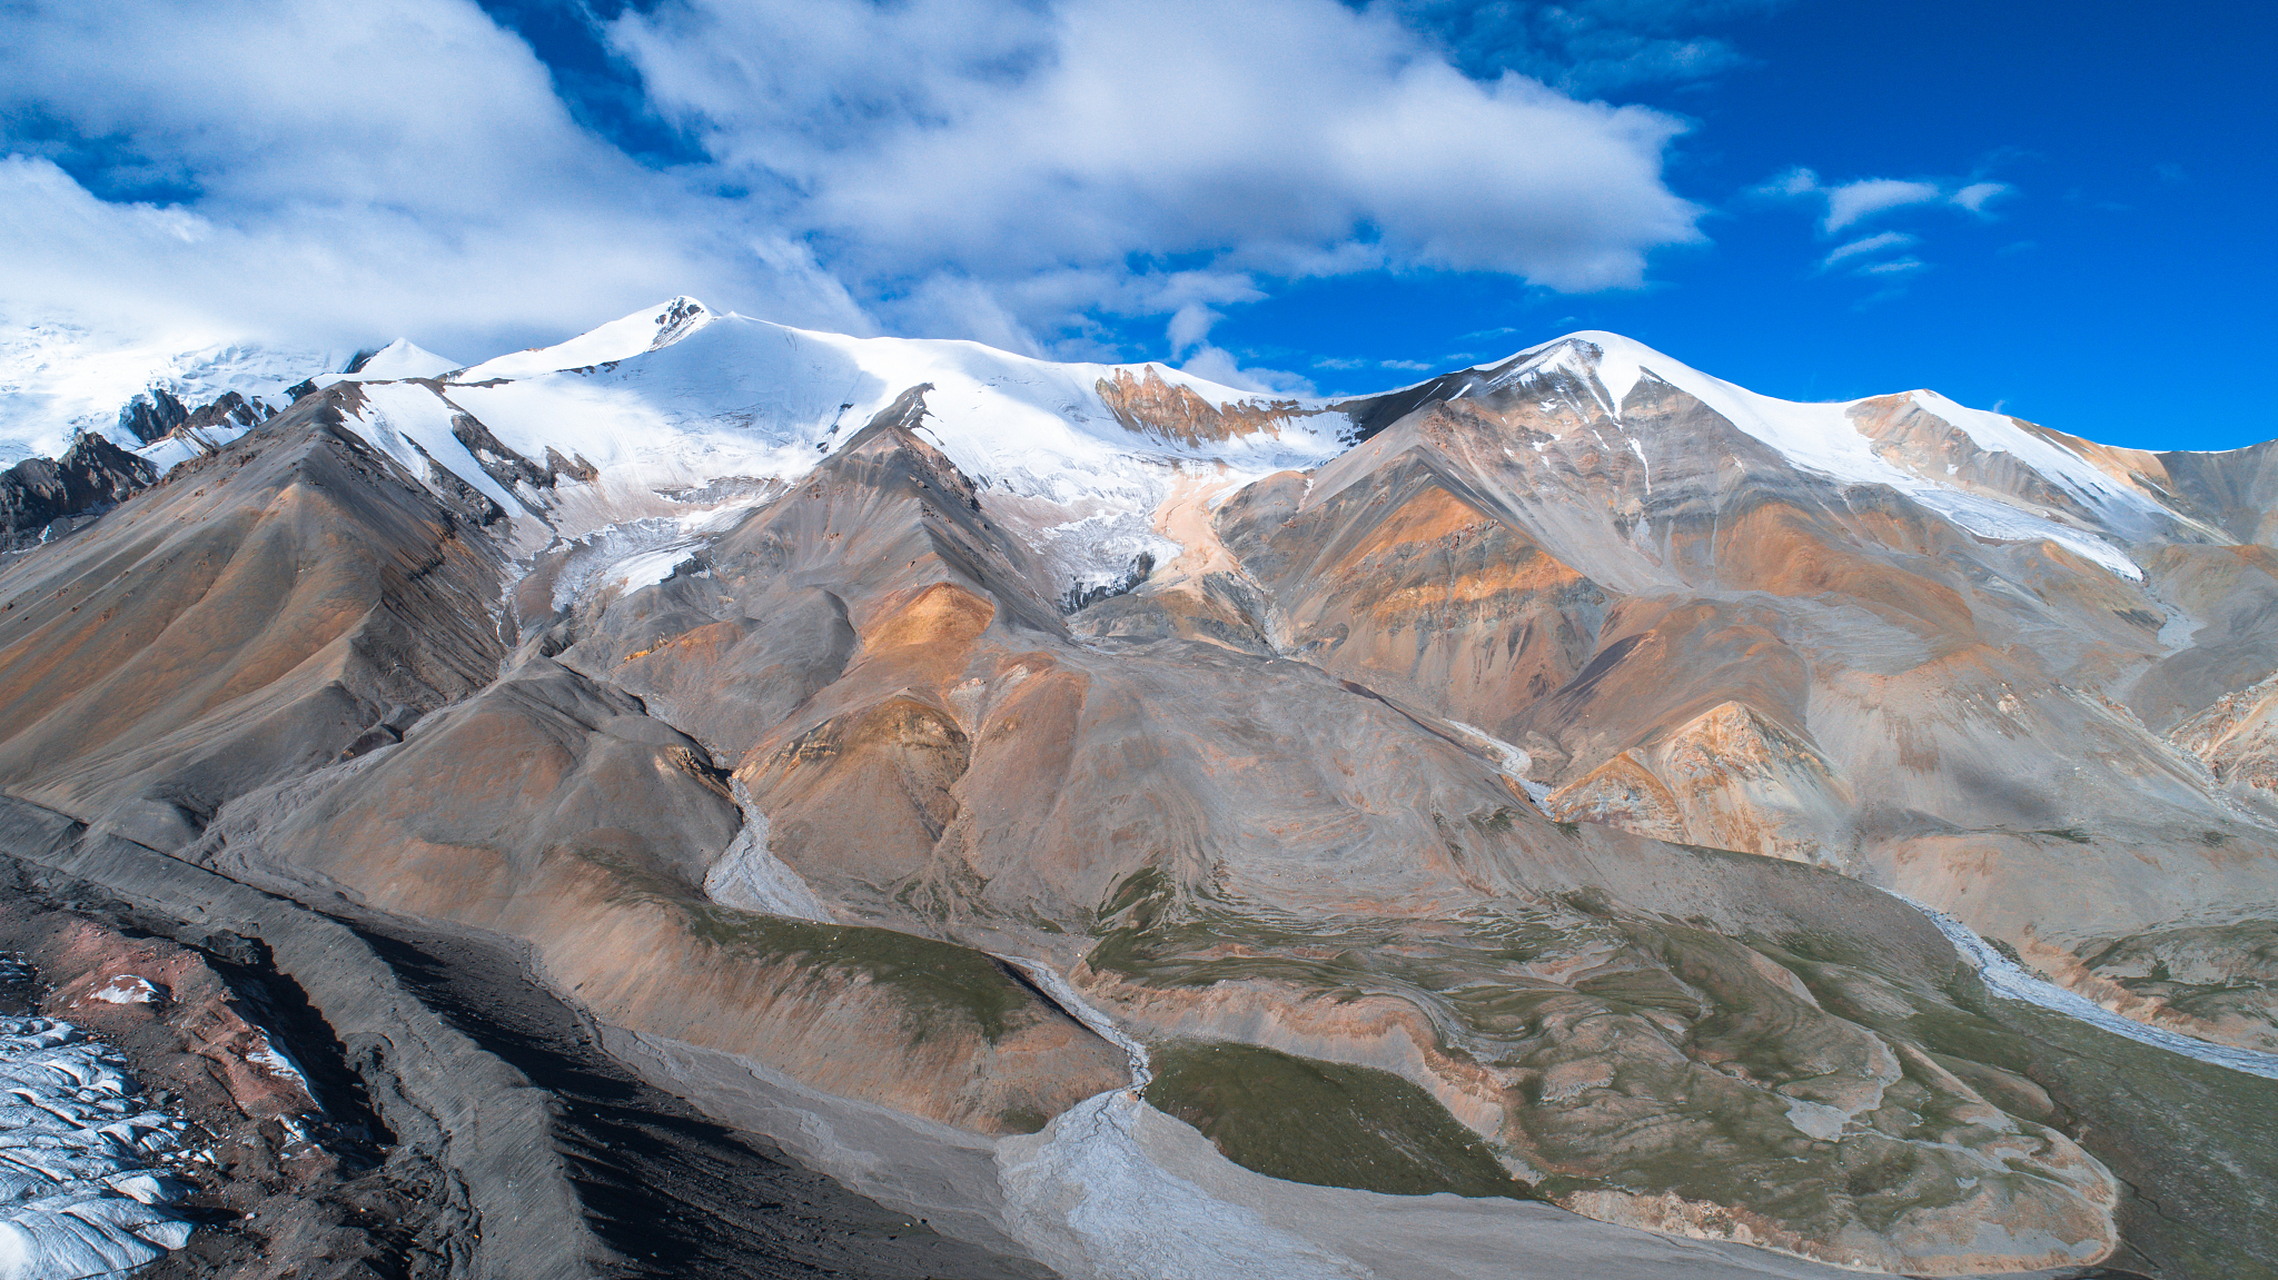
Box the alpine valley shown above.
[0,297,2272,1280]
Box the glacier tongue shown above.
[0,1002,193,1280]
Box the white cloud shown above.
[1951,181,2012,213]
[1859,257,1926,276]
[1167,305,1223,358]
[611,0,1705,305]
[1820,230,1918,271]
[0,0,1708,369]
[1763,168,2016,235]
[1178,344,1315,396]
[1822,178,1945,233]
[1761,168,2016,289]
[0,0,868,354]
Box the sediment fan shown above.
[0,297,2272,1279]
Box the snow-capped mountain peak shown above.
[453,297,713,383]
[341,339,463,383]
[1445,329,2173,579]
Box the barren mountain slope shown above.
[431,388,2149,1272]
[3,307,2277,1278]
[1181,338,2278,1057]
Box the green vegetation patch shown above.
[680,903,1037,1042]
[575,845,1036,1042]
[1144,1040,1536,1201]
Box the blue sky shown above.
[1237,0,2278,448]
[2,0,2271,448]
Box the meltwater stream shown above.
[1891,893,2278,1081]
[992,956,1366,1280]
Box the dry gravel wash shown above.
[0,793,1053,1280]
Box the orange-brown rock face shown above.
[1544,701,1852,863]
[1215,455,1608,734]
[1095,365,1314,447]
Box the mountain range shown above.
[0,297,2273,1280]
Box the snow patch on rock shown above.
[85,977,161,1007]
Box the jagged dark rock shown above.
[0,430,159,549]
[183,389,276,435]
[117,387,189,444]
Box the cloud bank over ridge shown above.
[0,0,1705,376]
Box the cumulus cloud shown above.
[1166,305,1223,359]
[1177,344,1314,396]
[0,0,1709,363]
[613,0,1705,301]
[0,0,868,352]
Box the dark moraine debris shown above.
[332,912,1057,1280]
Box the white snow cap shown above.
[1464,330,2157,580]
[340,339,463,383]
[454,297,713,382]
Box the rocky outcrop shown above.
[117,386,281,455]
[0,389,505,845]
[1545,701,1853,864]
[1094,365,1313,447]
[0,431,157,549]
[117,388,189,445]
